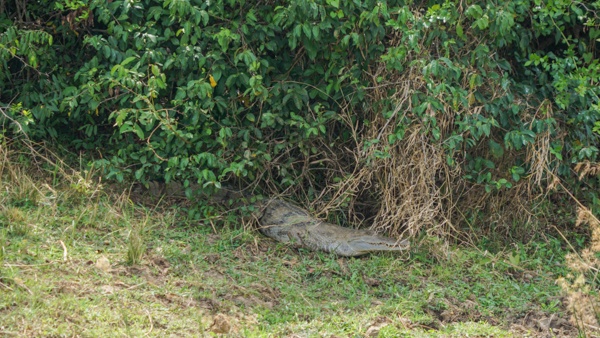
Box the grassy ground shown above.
[0,150,581,337]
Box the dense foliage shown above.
[1,0,599,228]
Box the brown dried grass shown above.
[247,25,559,246]
[0,139,110,217]
[545,161,600,335]
[289,62,459,242]
[556,206,600,334]
[0,140,42,206]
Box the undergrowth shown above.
[0,140,591,337]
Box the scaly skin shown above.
[258,199,410,257]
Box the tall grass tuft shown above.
[556,205,600,335]
[125,215,150,266]
[126,229,146,266]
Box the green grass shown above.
[0,161,579,337]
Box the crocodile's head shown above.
[340,237,410,257]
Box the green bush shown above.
[1,0,599,230]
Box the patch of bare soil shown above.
[126,183,194,208]
[51,280,85,296]
[101,253,174,287]
[365,316,393,337]
[227,282,281,310]
[154,292,199,308]
[208,312,259,335]
[417,294,577,337]
[508,311,575,338]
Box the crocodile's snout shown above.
[347,237,410,256]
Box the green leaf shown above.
[474,15,489,30]
[489,140,504,159]
[110,64,121,76]
[292,94,302,110]
[151,64,160,76]
[456,23,464,39]
[312,26,320,40]
[135,168,144,180]
[103,45,111,58]
[293,24,302,38]
[200,10,209,25]
[302,23,312,38]
[134,124,145,139]
[121,56,136,66]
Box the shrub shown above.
[1,0,599,236]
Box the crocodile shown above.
[135,182,410,256]
[258,198,409,257]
